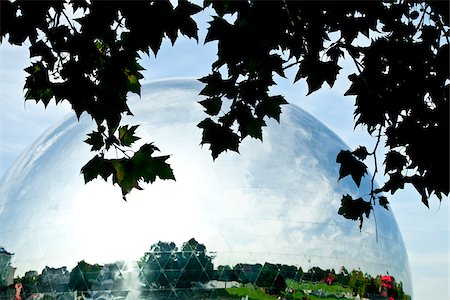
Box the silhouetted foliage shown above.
[233,263,262,284]
[140,238,214,291]
[178,238,214,287]
[0,0,448,225]
[68,260,102,293]
[335,266,350,286]
[279,264,300,281]
[140,241,180,290]
[255,263,287,295]
[20,271,39,296]
[216,265,235,282]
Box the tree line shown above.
[1,239,410,299]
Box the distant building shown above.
[38,266,70,293]
[0,248,12,256]
[0,247,15,287]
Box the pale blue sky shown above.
[0,8,448,300]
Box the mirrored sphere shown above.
[0,79,411,299]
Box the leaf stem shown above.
[282,0,295,28]
[282,59,300,71]
[62,9,77,33]
[114,15,125,32]
[351,54,363,74]
[101,131,132,159]
[369,126,382,243]
[416,3,428,30]
[369,126,383,202]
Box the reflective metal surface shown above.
[0,79,412,299]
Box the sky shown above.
[0,7,448,300]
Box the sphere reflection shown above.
[0,79,411,299]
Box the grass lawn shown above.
[223,285,278,299]
[285,279,353,299]
[212,280,353,300]
[287,279,351,293]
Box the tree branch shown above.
[369,126,383,202]
[61,9,77,33]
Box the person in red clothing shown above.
[14,283,22,300]
[381,275,395,299]
[325,273,335,285]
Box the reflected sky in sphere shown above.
[0,79,412,296]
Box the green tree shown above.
[394,281,412,300]
[37,266,70,294]
[335,267,350,286]
[216,265,236,282]
[140,238,214,290]
[304,266,327,282]
[20,272,40,297]
[278,264,299,281]
[177,238,214,288]
[68,260,103,295]
[348,270,369,298]
[0,0,448,225]
[234,263,262,284]
[140,241,179,290]
[255,263,287,295]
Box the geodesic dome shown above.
[0,79,411,299]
